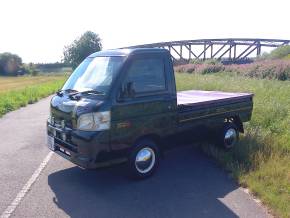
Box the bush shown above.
[195,63,225,74]
[22,63,39,76]
[268,45,290,59]
[225,59,290,81]
[203,59,221,65]
[174,64,196,73]
[176,58,290,81]
[174,60,225,74]
[0,52,22,76]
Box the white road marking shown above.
[0,151,53,218]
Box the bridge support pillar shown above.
[257,44,261,56]
[233,44,237,61]
[203,43,207,60]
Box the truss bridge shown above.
[126,38,290,64]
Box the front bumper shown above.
[47,123,126,169]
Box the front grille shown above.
[52,117,73,129]
[48,117,76,148]
[55,138,77,153]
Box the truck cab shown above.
[47,48,253,179]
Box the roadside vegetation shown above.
[0,75,67,117]
[0,30,100,117]
[175,59,290,81]
[175,45,290,81]
[175,72,290,218]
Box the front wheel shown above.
[128,139,160,179]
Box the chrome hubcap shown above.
[135,147,155,174]
[224,128,237,147]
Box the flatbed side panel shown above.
[177,90,253,131]
[178,101,252,122]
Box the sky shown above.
[0,0,289,63]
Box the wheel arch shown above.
[134,133,162,147]
[227,115,244,133]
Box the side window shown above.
[125,58,166,93]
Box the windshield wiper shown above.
[56,89,78,97]
[63,89,79,93]
[78,90,105,95]
[67,90,105,100]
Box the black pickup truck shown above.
[47,48,253,179]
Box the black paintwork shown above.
[47,48,253,168]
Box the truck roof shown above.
[88,48,169,58]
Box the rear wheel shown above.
[128,139,159,179]
[216,122,239,149]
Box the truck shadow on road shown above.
[48,146,239,218]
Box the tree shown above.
[63,31,102,69]
[269,45,290,59]
[0,52,22,76]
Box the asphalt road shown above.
[0,96,271,218]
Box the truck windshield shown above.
[62,56,124,95]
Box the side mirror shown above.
[118,82,135,101]
[126,81,135,98]
[118,86,125,102]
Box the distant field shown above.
[0,75,67,93]
[176,72,290,218]
[0,75,67,117]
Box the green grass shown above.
[176,72,290,218]
[0,75,67,117]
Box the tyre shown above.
[216,122,239,149]
[128,139,160,179]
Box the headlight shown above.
[47,114,55,125]
[47,114,52,124]
[77,111,110,131]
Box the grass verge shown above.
[0,75,67,117]
[176,73,290,218]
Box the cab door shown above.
[110,53,177,151]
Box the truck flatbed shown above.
[177,90,253,108]
[177,90,253,125]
